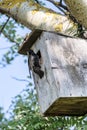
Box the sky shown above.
[0,26,30,117]
[0,0,60,117]
[0,55,28,111]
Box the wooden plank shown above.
[18,30,42,55]
[31,31,87,116]
[18,30,87,116]
[44,97,87,116]
[18,29,74,55]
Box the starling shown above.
[28,50,44,78]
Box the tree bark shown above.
[64,0,87,29]
[0,0,77,36]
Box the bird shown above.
[28,49,44,79]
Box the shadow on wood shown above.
[18,30,87,116]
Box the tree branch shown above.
[46,0,80,25]
[0,16,10,35]
[60,0,62,4]
[64,0,87,29]
[0,7,9,15]
[0,0,77,36]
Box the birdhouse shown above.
[18,30,87,116]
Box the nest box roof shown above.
[18,30,42,55]
[18,29,79,55]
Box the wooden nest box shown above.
[18,30,87,116]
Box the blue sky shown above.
[0,1,59,116]
[0,55,28,111]
[0,26,30,117]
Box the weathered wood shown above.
[18,31,87,116]
[18,30,73,55]
[18,30,42,55]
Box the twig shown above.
[35,0,39,4]
[46,0,68,11]
[12,76,29,82]
[46,0,80,24]
[60,0,62,4]
[46,0,68,15]
[0,16,10,35]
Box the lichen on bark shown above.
[0,0,77,36]
[64,0,87,29]
[0,0,26,8]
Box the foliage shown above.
[0,107,4,122]
[0,86,87,130]
[0,107,8,130]
[0,15,26,67]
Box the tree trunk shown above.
[0,0,77,36]
[64,0,87,29]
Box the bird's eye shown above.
[37,50,41,59]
